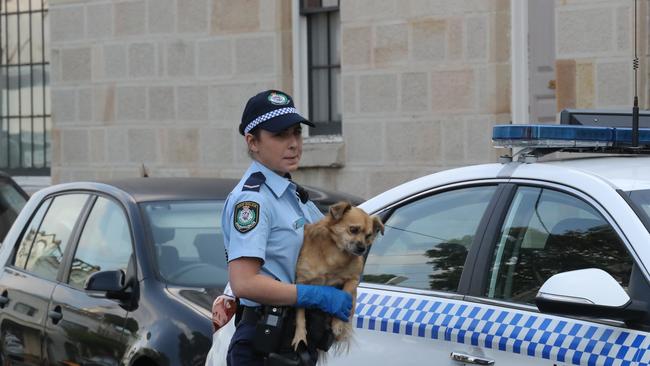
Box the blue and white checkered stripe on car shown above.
[354,288,650,366]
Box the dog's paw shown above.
[291,329,308,351]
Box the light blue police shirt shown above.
[222,160,324,306]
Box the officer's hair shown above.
[246,128,262,160]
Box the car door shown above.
[463,184,649,366]
[44,195,134,366]
[0,193,90,365]
[328,184,505,365]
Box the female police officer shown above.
[222,90,352,365]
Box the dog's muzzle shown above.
[351,243,367,256]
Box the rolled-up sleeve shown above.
[223,192,271,263]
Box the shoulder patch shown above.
[242,172,265,192]
[234,201,260,233]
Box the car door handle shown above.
[450,352,494,365]
[48,305,63,324]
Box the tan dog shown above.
[291,201,384,352]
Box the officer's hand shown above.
[295,284,353,322]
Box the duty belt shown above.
[237,305,261,326]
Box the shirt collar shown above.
[249,160,293,198]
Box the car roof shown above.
[99,178,238,202]
[360,155,650,214]
[539,155,650,191]
[47,177,363,205]
[360,163,505,213]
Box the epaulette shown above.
[242,172,265,192]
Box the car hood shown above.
[165,285,224,318]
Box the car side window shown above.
[23,194,89,281]
[363,186,497,292]
[13,198,52,268]
[68,197,133,289]
[486,186,633,304]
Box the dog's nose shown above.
[354,243,366,255]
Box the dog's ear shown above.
[329,201,352,221]
[372,216,384,235]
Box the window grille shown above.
[0,0,50,175]
[300,0,341,136]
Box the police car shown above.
[210,111,650,366]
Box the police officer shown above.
[223,90,352,365]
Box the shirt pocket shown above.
[274,211,303,235]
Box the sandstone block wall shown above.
[48,0,645,199]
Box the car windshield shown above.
[0,179,27,243]
[627,189,650,231]
[142,200,228,288]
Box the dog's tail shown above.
[316,333,354,364]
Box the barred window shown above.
[0,0,50,175]
[301,0,341,136]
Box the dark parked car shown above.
[0,172,28,243]
[0,178,362,366]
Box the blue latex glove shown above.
[295,284,352,322]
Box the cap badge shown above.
[268,92,290,105]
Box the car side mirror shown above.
[85,269,130,301]
[535,268,645,321]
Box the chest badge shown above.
[293,217,305,230]
[234,201,260,233]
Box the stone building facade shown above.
[46,0,647,199]
[555,0,645,111]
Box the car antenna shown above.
[632,0,640,147]
[140,163,149,178]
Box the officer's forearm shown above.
[228,257,297,305]
[235,274,298,305]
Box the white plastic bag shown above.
[205,321,235,366]
[205,284,237,366]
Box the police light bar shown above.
[492,124,650,150]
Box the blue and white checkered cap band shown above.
[355,288,650,365]
[244,107,298,134]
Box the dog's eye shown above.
[365,234,372,240]
[349,226,360,234]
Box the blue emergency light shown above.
[492,124,650,151]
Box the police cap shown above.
[239,90,314,135]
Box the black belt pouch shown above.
[253,306,289,354]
